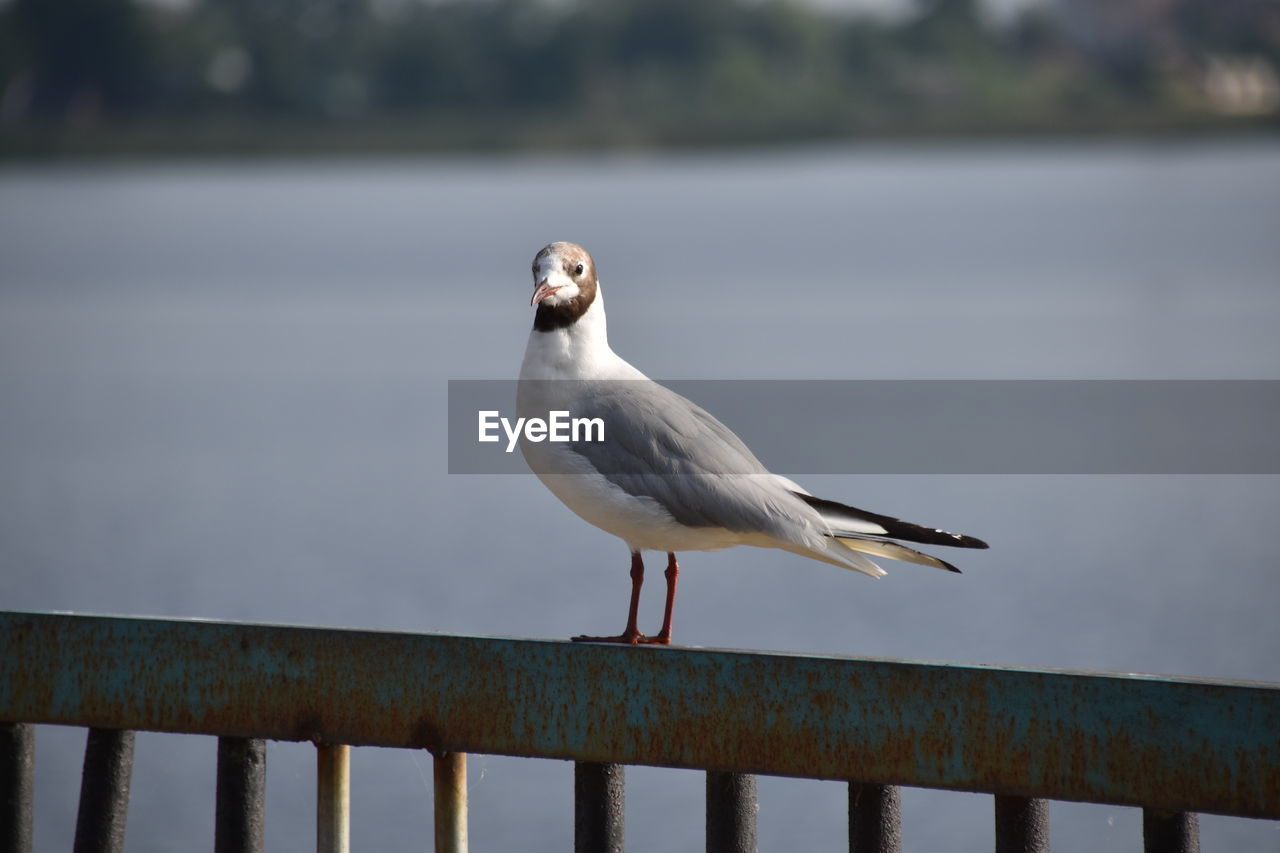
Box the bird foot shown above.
[571,631,670,646]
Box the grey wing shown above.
[565,380,822,540]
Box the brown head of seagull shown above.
[517,241,988,645]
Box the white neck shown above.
[521,286,640,380]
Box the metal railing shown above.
[2,610,1278,853]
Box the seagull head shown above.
[530,242,597,308]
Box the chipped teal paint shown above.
[2,610,1279,819]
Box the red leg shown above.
[647,552,679,645]
[573,551,648,644]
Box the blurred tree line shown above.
[1,0,1277,153]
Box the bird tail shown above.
[834,536,961,573]
[787,490,986,575]
[792,491,989,550]
[780,536,888,578]
[827,540,888,578]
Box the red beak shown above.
[531,278,563,306]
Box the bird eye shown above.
[574,263,584,276]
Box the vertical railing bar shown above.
[1,722,35,853]
[994,795,1050,853]
[574,761,623,853]
[216,737,266,853]
[433,751,468,853]
[706,771,758,853]
[848,783,901,853]
[316,743,350,853]
[72,727,135,853]
[1143,809,1200,853]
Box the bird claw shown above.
[571,631,669,646]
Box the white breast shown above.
[518,288,747,553]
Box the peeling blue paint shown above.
[1,610,1278,819]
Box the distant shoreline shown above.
[3,112,1276,161]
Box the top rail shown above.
[2,611,1278,819]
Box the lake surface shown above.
[2,139,1279,851]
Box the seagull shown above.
[518,241,987,645]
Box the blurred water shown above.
[2,139,1279,851]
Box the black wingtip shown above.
[795,491,990,551]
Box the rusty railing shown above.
[2,610,1279,853]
